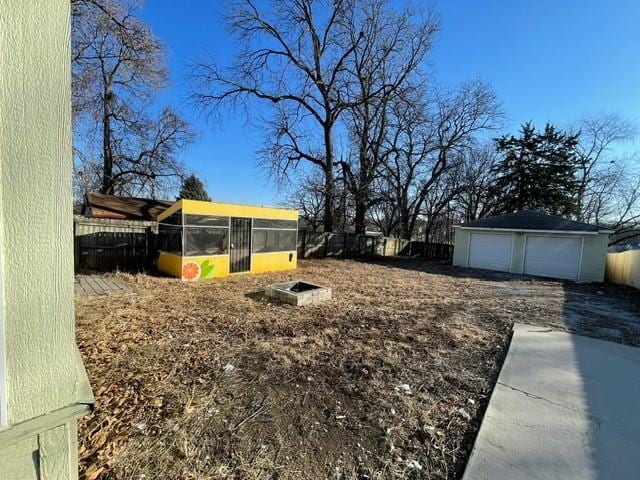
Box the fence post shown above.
[302,230,307,259]
[343,233,347,257]
[324,233,329,257]
[145,226,150,266]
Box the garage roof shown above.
[457,210,611,233]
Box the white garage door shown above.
[468,233,513,272]
[524,236,581,280]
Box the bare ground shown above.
[76,258,640,480]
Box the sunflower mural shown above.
[182,259,215,281]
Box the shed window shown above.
[184,227,229,256]
[158,224,182,256]
[252,219,297,230]
[184,214,229,227]
[252,229,297,253]
[160,211,182,226]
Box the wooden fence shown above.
[74,216,157,272]
[298,231,402,258]
[73,218,454,272]
[606,249,640,290]
[297,231,453,260]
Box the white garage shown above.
[523,235,581,280]
[452,211,612,282]
[468,233,513,272]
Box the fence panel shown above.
[77,222,454,272]
[74,216,157,272]
[606,250,640,289]
[297,231,452,261]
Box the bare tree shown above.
[282,173,326,232]
[453,143,501,221]
[72,0,191,198]
[340,0,439,233]
[381,81,501,239]
[609,171,640,244]
[574,112,637,220]
[192,0,372,232]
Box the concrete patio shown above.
[463,323,640,480]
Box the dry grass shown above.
[76,258,640,480]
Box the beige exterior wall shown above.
[452,228,470,267]
[0,1,92,478]
[579,232,609,282]
[452,227,609,282]
[510,233,526,274]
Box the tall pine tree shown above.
[490,122,580,217]
[178,174,211,201]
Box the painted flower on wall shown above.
[182,261,201,281]
[199,260,215,280]
[182,259,216,281]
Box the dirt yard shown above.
[76,258,640,480]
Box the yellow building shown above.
[157,199,298,280]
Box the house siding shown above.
[0,1,92,477]
[579,232,609,282]
[452,228,470,267]
[511,233,526,274]
[452,227,609,282]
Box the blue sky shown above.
[140,0,640,204]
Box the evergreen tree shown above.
[178,174,211,201]
[490,122,580,216]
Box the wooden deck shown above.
[75,275,130,296]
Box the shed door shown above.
[524,235,581,280]
[230,217,251,273]
[468,233,513,272]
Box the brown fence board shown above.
[74,216,157,272]
[75,217,454,273]
[297,231,452,261]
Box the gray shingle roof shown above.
[458,210,608,233]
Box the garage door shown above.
[524,236,581,280]
[468,233,513,272]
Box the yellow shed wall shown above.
[251,252,297,274]
[159,253,230,280]
[158,252,183,278]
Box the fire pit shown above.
[264,280,331,306]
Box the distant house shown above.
[83,192,173,221]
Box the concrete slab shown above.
[463,324,640,480]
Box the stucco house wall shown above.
[0,1,93,478]
[453,228,609,283]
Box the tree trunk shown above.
[354,199,367,234]
[101,86,114,194]
[323,124,335,232]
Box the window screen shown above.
[159,211,182,226]
[184,214,229,227]
[252,218,297,230]
[184,227,228,256]
[158,224,182,255]
[252,229,297,253]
